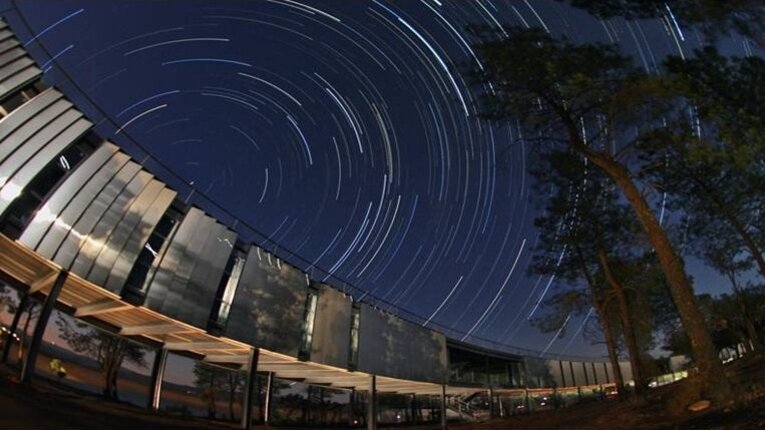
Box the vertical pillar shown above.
[603,362,610,384]
[553,387,559,409]
[367,375,377,430]
[410,394,417,425]
[148,348,168,410]
[349,388,356,426]
[241,348,260,429]
[488,387,495,419]
[582,362,590,386]
[568,361,577,387]
[524,388,532,414]
[1,292,28,363]
[498,394,505,417]
[21,270,67,384]
[440,384,447,430]
[264,371,274,426]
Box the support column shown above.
[440,384,448,430]
[350,388,356,426]
[1,292,28,363]
[410,393,417,425]
[241,348,260,429]
[488,387,495,419]
[264,371,274,426]
[367,375,377,430]
[21,270,67,384]
[524,388,531,414]
[148,348,168,410]
[553,387,559,409]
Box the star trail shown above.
[4,0,755,358]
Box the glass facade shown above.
[0,133,98,239]
[121,203,184,304]
[37,309,156,407]
[159,352,246,422]
[448,343,524,388]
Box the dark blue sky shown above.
[1,0,753,358]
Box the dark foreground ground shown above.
[1,355,764,429]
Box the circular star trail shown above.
[9,0,754,357]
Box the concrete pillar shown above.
[241,348,260,429]
[21,270,67,383]
[367,375,377,430]
[148,348,168,410]
[410,393,417,424]
[488,387,495,419]
[264,371,274,425]
[441,384,447,430]
[1,292,28,363]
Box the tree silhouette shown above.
[192,361,245,421]
[469,26,729,401]
[556,0,765,43]
[55,315,147,399]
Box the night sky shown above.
[1,0,754,358]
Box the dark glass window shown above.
[0,80,47,118]
[122,203,185,304]
[0,133,99,239]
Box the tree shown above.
[702,242,762,352]
[557,0,765,43]
[55,316,147,399]
[192,361,245,421]
[666,289,765,357]
[650,49,765,282]
[528,149,653,394]
[470,27,730,402]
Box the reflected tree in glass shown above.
[192,362,245,422]
[55,316,147,399]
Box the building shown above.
[0,16,625,429]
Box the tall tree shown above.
[470,27,730,401]
[528,149,650,394]
[56,316,147,399]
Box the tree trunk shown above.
[577,250,625,397]
[597,249,646,393]
[571,137,731,403]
